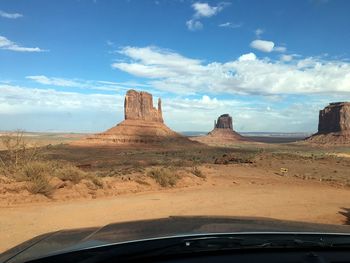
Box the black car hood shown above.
[2,216,350,263]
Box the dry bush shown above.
[214,153,254,165]
[53,162,103,188]
[21,161,52,180]
[54,164,86,184]
[27,175,53,196]
[0,131,40,177]
[147,168,179,187]
[87,175,104,188]
[0,132,103,195]
[22,161,54,196]
[135,179,150,186]
[191,166,206,178]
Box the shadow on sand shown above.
[339,208,350,225]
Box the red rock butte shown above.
[76,89,196,146]
[307,102,350,144]
[190,114,249,145]
[124,90,163,123]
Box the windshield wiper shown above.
[135,234,350,257]
[181,236,329,250]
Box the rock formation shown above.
[75,90,196,146]
[190,114,249,145]
[307,102,350,144]
[214,114,233,129]
[124,90,163,122]
[318,102,350,133]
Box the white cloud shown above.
[0,35,45,52]
[250,39,275,52]
[218,22,242,28]
[238,52,256,61]
[186,19,203,31]
[112,45,350,96]
[26,75,151,92]
[0,84,124,132]
[255,28,264,38]
[0,10,23,19]
[0,84,122,114]
[186,2,228,31]
[112,46,203,79]
[192,2,226,18]
[106,40,115,46]
[26,75,83,87]
[274,46,287,52]
[280,54,293,62]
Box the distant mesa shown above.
[190,113,249,145]
[307,102,350,144]
[75,89,196,146]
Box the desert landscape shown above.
[1,90,350,253]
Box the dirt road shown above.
[1,166,350,253]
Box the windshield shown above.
[1,0,350,256]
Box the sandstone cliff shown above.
[318,102,350,133]
[307,102,350,144]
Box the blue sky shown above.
[1,0,350,133]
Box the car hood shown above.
[2,216,350,263]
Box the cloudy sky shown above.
[1,0,350,133]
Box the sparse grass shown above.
[147,168,179,187]
[191,166,206,178]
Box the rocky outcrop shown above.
[307,102,350,144]
[74,90,197,147]
[124,90,163,123]
[190,113,249,145]
[318,102,350,133]
[214,114,233,129]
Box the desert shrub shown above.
[27,174,53,196]
[147,168,179,187]
[214,153,254,165]
[135,179,150,186]
[53,162,103,187]
[191,166,206,178]
[54,164,86,184]
[20,161,53,180]
[88,175,104,188]
[0,131,40,177]
[0,134,104,194]
[22,161,54,196]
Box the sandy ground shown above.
[1,165,350,253]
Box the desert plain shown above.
[0,131,350,253]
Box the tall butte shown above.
[307,102,350,144]
[78,89,194,145]
[190,113,249,145]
